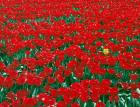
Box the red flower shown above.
[120,82,130,89]
[0,101,10,107]
[64,69,71,77]
[3,77,13,88]
[57,101,66,107]
[47,77,55,84]
[96,41,103,47]
[16,75,27,85]
[50,89,57,97]
[6,91,16,102]
[57,74,64,83]
[109,95,119,102]
[63,95,72,104]
[16,89,29,99]
[71,103,80,107]
[102,79,111,86]
[132,91,140,99]
[91,93,100,102]
[108,69,115,75]
[116,73,122,79]
[109,87,118,95]
[0,76,4,86]
[67,60,78,68]
[33,77,43,86]
[11,100,21,107]
[8,59,19,70]
[22,97,37,107]
[26,74,35,86]
[130,83,137,90]
[0,62,6,71]
[37,93,56,105]
[5,69,18,80]
[96,102,105,107]
[130,74,139,81]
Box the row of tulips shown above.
[0,0,140,107]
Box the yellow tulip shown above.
[103,48,109,55]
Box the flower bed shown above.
[0,0,140,107]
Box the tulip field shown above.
[0,0,140,107]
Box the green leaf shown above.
[65,73,79,86]
[8,18,17,23]
[50,35,55,40]
[0,53,13,65]
[50,81,61,89]
[34,101,44,107]
[61,55,73,67]
[13,49,26,61]
[83,67,92,79]
[35,66,44,74]
[100,95,109,103]
[86,100,94,107]
[32,88,38,97]
[0,88,8,103]
[35,18,44,22]
[56,96,63,102]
